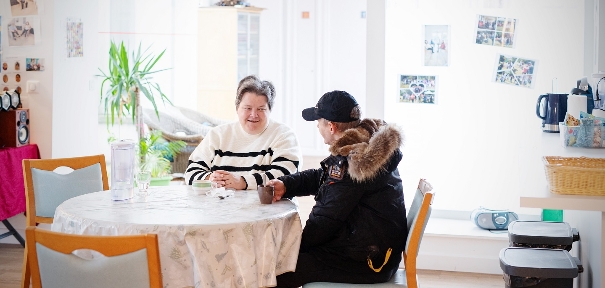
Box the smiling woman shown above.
[184,75,303,189]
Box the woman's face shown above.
[236,92,270,135]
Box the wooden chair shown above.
[25,226,162,288]
[21,154,109,288]
[303,179,435,288]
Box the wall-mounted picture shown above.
[475,14,517,48]
[9,0,39,17]
[423,25,449,66]
[2,56,21,73]
[398,74,437,104]
[494,54,536,88]
[66,19,83,58]
[26,57,44,71]
[7,16,40,47]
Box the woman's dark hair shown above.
[235,75,275,110]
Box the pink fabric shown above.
[0,144,40,220]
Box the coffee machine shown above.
[592,71,605,117]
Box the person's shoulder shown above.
[269,120,295,133]
[207,121,237,136]
[211,121,236,130]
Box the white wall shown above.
[1,0,102,244]
[51,0,100,158]
[0,0,54,159]
[366,0,386,119]
[248,0,368,156]
[383,0,594,212]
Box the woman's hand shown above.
[210,170,246,190]
[266,179,285,203]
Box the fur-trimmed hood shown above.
[329,118,404,182]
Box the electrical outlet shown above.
[27,80,39,94]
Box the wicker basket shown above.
[543,156,605,196]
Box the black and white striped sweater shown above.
[184,120,302,188]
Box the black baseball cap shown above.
[302,90,359,122]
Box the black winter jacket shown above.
[279,119,407,276]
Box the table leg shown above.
[0,219,25,247]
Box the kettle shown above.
[536,93,568,133]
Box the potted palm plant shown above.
[98,40,183,183]
[98,40,172,142]
[140,130,186,186]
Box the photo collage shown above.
[475,15,517,48]
[494,54,536,88]
[398,75,437,104]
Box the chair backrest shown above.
[403,179,434,288]
[25,227,162,288]
[22,154,108,226]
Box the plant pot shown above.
[150,176,172,186]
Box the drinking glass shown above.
[136,170,152,196]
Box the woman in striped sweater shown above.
[184,75,302,189]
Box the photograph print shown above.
[494,54,536,88]
[423,25,449,66]
[398,74,437,104]
[26,58,44,71]
[7,16,39,47]
[476,15,517,48]
[9,0,39,17]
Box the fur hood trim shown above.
[329,118,404,182]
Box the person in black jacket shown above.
[268,90,407,287]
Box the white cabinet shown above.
[197,6,263,121]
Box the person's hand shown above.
[209,170,246,190]
[267,179,285,202]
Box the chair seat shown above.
[303,269,414,287]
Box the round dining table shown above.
[51,185,303,288]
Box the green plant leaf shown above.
[139,130,186,178]
[97,40,172,129]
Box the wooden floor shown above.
[0,243,503,288]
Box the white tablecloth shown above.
[51,186,302,288]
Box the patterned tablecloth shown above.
[51,186,302,288]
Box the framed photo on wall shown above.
[398,74,437,104]
[475,14,517,48]
[423,25,449,66]
[493,54,537,88]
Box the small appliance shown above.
[536,93,568,133]
[592,71,605,114]
[471,207,519,230]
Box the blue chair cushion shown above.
[32,163,104,217]
[36,243,151,288]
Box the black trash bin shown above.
[499,247,583,288]
[507,221,579,251]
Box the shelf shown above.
[520,186,605,212]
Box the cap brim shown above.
[302,107,320,121]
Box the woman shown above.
[21,22,31,37]
[184,75,302,190]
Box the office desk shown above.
[51,186,303,288]
[0,144,40,246]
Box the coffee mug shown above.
[257,185,274,204]
[192,180,213,194]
